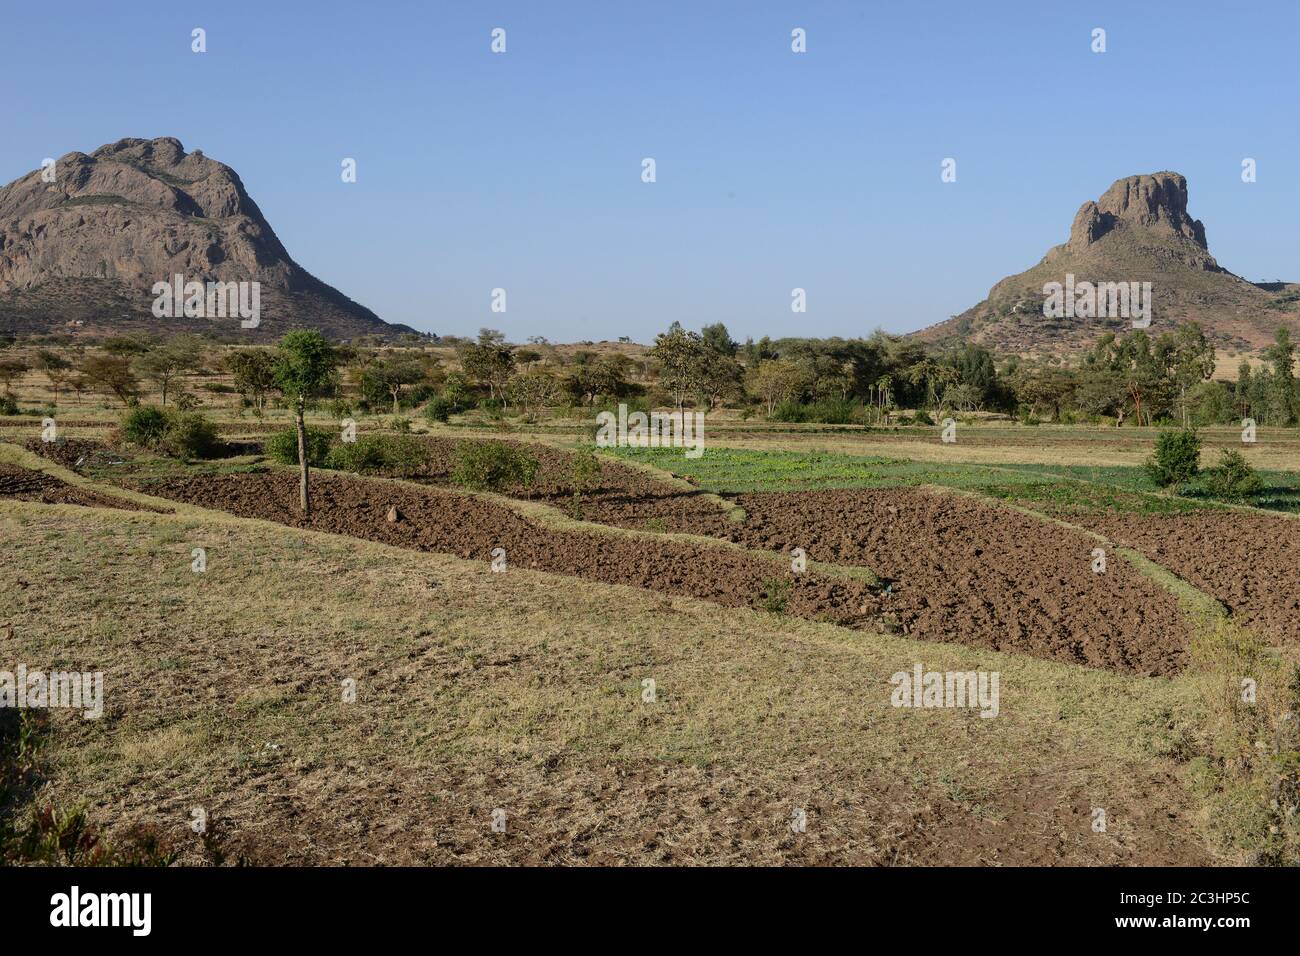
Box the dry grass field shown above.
[2,347,1299,867]
[2,393,1299,866]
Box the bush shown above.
[0,395,19,415]
[325,434,429,476]
[1199,449,1264,500]
[423,397,452,423]
[122,405,171,447]
[265,426,333,467]
[160,412,219,461]
[1145,429,1202,487]
[391,416,411,434]
[123,405,219,460]
[450,441,539,492]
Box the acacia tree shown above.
[34,350,72,406]
[224,348,278,414]
[694,347,744,412]
[134,335,204,405]
[568,354,630,406]
[273,330,338,515]
[508,368,561,419]
[457,329,515,401]
[363,354,427,414]
[81,354,139,406]
[0,357,29,395]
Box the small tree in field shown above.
[273,331,338,515]
[1145,428,1202,488]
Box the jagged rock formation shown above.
[0,137,415,340]
[916,172,1298,354]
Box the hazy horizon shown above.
[5,0,1297,341]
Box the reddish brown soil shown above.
[718,488,1192,676]
[1073,511,1300,642]
[0,463,164,512]
[22,437,113,471]
[137,462,1192,674]
[405,441,1191,674]
[410,436,734,532]
[138,470,880,628]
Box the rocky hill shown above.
[916,172,1299,355]
[0,137,414,340]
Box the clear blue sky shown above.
[4,0,1296,341]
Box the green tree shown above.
[457,329,515,401]
[362,354,428,414]
[508,368,561,419]
[1234,360,1254,419]
[133,335,204,405]
[745,358,811,416]
[33,350,73,406]
[649,322,707,412]
[81,354,139,406]
[224,348,278,414]
[1264,326,1297,425]
[273,331,339,515]
[694,348,744,412]
[1163,322,1216,426]
[700,322,738,357]
[0,357,29,395]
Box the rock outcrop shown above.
[0,137,414,340]
[916,172,1296,355]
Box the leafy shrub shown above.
[423,397,452,423]
[450,441,539,492]
[566,447,604,518]
[391,416,411,434]
[761,578,791,614]
[121,405,171,447]
[121,405,219,460]
[1199,449,1264,500]
[265,426,333,467]
[1145,429,1202,487]
[0,395,19,415]
[573,448,600,485]
[771,399,866,424]
[325,434,429,476]
[161,412,219,461]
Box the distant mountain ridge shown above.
[916,172,1299,355]
[0,137,414,340]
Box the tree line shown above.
[1,321,1296,428]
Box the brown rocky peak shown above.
[0,136,415,339]
[1066,171,1207,252]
